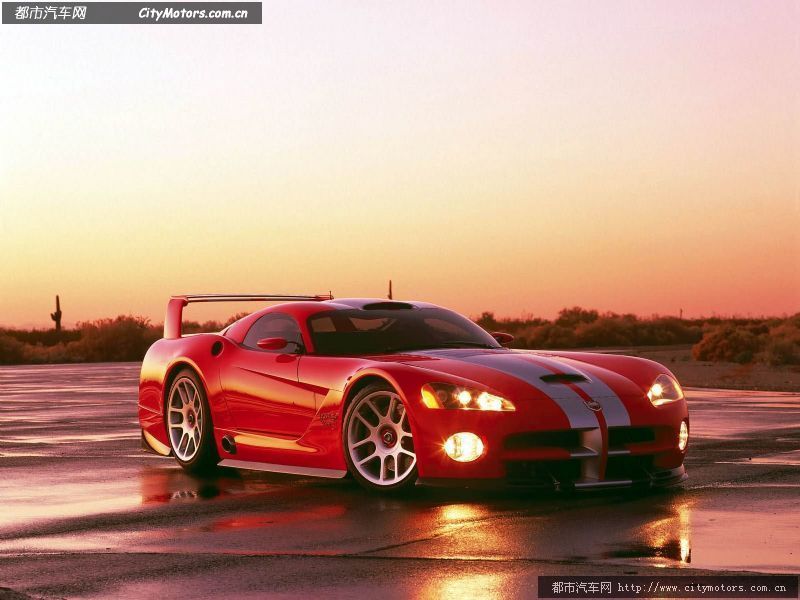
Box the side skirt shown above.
[219,459,347,479]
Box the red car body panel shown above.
[139,297,688,489]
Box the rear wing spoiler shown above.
[164,293,333,339]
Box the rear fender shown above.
[138,334,235,450]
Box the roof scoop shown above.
[362,302,415,310]
[540,373,588,384]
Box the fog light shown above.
[444,432,484,462]
[678,420,689,451]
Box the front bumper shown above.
[418,464,687,491]
[410,397,689,490]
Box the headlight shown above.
[647,374,684,406]
[421,383,515,411]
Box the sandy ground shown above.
[0,363,798,599]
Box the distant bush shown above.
[477,307,796,367]
[65,316,161,362]
[182,312,249,334]
[183,320,225,334]
[0,333,26,364]
[692,316,800,366]
[761,318,800,366]
[0,328,80,346]
[1,309,797,366]
[692,325,764,364]
[0,312,252,365]
[13,316,162,364]
[556,307,599,328]
[483,310,701,350]
[518,324,577,349]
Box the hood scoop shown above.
[540,373,588,384]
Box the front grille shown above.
[503,426,667,489]
[504,430,581,450]
[608,426,655,447]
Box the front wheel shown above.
[166,368,219,474]
[343,383,418,493]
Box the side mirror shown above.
[257,337,288,351]
[492,332,514,346]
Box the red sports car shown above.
[139,294,689,492]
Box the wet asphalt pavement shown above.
[0,363,798,599]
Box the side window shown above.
[242,313,304,352]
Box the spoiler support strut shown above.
[164,293,333,339]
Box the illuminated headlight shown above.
[678,420,689,451]
[421,383,515,411]
[444,432,484,462]
[646,374,684,406]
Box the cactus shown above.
[50,295,62,332]
[388,279,393,300]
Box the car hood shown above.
[385,348,649,428]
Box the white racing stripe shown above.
[460,354,600,429]
[456,352,632,428]
[531,355,631,427]
[574,377,630,426]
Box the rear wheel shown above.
[166,368,218,473]
[343,383,417,492]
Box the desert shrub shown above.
[0,333,27,364]
[20,342,72,364]
[476,311,500,331]
[642,318,702,346]
[183,320,224,334]
[761,320,800,365]
[692,325,765,364]
[478,307,702,350]
[64,316,161,362]
[224,312,250,327]
[556,307,599,328]
[574,316,635,347]
[0,328,80,346]
[510,312,701,350]
[3,308,797,365]
[518,324,578,349]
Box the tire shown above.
[165,368,219,474]
[343,382,418,493]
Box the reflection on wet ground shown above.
[0,363,799,599]
[686,388,800,439]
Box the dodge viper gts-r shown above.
[139,294,689,492]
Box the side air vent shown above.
[540,373,588,384]
[362,302,415,310]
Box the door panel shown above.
[220,346,316,437]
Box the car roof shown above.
[223,298,443,343]
[259,298,442,319]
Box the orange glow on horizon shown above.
[1,2,798,328]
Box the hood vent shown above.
[540,373,588,384]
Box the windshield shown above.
[307,307,500,355]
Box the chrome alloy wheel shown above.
[347,390,416,486]
[168,377,203,461]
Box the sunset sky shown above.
[1,1,798,328]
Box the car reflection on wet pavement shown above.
[0,363,799,599]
